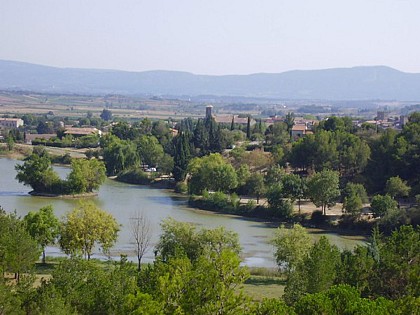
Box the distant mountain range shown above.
[1,60,420,100]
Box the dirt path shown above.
[16,144,88,158]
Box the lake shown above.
[0,158,365,267]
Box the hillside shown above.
[1,60,420,100]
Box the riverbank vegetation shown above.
[15,148,106,195]
[6,111,420,232]
[0,204,418,314]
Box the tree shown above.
[370,194,397,218]
[137,135,164,167]
[242,149,272,172]
[137,250,249,315]
[173,132,192,181]
[305,236,341,294]
[265,121,289,146]
[66,158,106,193]
[0,210,40,282]
[15,153,61,193]
[284,112,295,137]
[244,173,265,204]
[370,225,420,299]
[155,218,240,263]
[24,205,60,264]
[40,257,136,315]
[129,211,152,271]
[385,176,411,204]
[271,224,311,273]
[284,236,341,304]
[138,220,247,314]
[266,184,294,218]
[342,183,368,216]
[102,136,140,176]
[307,170,340,215]
[187,153,238,194]
[6,135,14,151]
[281,174,306,213]
[36,121,54,134]
[59,201,120,260]
[246,116,251,139]
[100,109,113,121]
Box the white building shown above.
[0,118,24,129]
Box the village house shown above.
[291,124,313,141]
[0,118,24,129]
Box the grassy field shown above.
[243,275,286,301]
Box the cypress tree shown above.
[173,132,191,181]
[246,116,251,139]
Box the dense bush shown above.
[116,168,153,185]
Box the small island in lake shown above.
[15,148,106,197]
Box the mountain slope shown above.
[1,60,419,100]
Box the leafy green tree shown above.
[283,237,341,304]
[337,246,375,295]
[305,236,341,294]
[6,135,14,151]
[155,218,241,263]
[370,194,397,218]
[188,153,238,194]
[271,224,311,273]
[137,250,249,315]
[236,164,251,188]
[102,136,140,176]
[264,165,285,187]
[0,211,40,282]
[0,280,25,315]
[36,121,54,134]
[294,292,333,315]
[66,158,106,193]
[244,173,266,204]
[335,131,371,176]
[111,121,133,139]
[281,174,306,212]
[100,108,113,121]
[36,257,136,315]
[15,153,61,193]
[266,183,293,218]
[24,205,60,264]
[369,225,420,299]
[307,170,340,215]
[385,176,411,203]
[137,135,164,167]
[242,149,273,172]
[158,153,174,175]
[59,201,120,260]
[342,183,368,216]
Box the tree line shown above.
[0,204,418,314]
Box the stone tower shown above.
[206,105,213,119]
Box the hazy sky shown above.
[1,0,419,75]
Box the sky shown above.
[1,0,419,75]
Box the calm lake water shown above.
[0,158,365,267]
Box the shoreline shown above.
[111,176,371,239]
[29,191,98,198]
